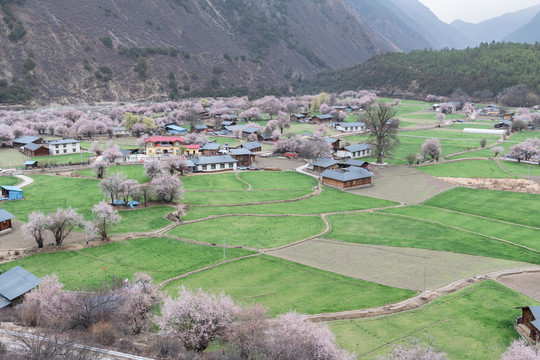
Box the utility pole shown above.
[223,237,226,262]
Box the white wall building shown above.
[48,139,81,156]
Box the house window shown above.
[63,144,67,148]
[220,164,225,169]
[345,181,350,186]
[56,150,59,154]
[64,149,67,154]
[211,164,216,170]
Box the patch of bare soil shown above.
[439,177,540,194]
[497,271,540,302]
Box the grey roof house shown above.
[0,266,41,309]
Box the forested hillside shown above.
[301,42,540,98]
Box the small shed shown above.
[24,160,38,169]
[1,186,23,200]
[0,266,41,309]
[0,209,15,232]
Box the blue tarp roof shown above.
[24,161,38,165]
[1,186,23,192]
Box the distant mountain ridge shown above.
[504,10,540,43]
[451,5,540,46]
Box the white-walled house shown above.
[191,155,238,172]
[336,122,365,132]
[48,139,81,156]
[336,143,372,159]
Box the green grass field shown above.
[163,255,416,315]
[168,215,325,248]
[401,113,465,121]
[331,281,535,360]
[182,188,397,220]
[0,148,29,168]
[0,237,254,289]
[32,152,93,165]
[75,165,149,183]
[382,205,540,252]
[323,212,540,264]
[425,187,540,228]
[0,176,21,186]
[238,171,315,189]
[183,173,247,190]
[417,160,515,178]
[112,206,173,234]
[500,161,540,177]
[184,190,311,206]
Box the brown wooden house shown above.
[201,143,221,156]
[23,143,49,157]
[0,209,15,232]
[230,148,254,167]
[321,168,373,189]
[311,158,340,174]
[323,137,341,151]
[311,114,334,123]
[240,141,262,153]
[517,306,540,341]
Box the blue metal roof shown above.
[24,161,38,165]
[192,155,238,165]
[0,209,15,222]
[1,186,23,192]
[49,139,80,145]
[0,266,41,304]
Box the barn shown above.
[23,143,49,157]
[1,186,23,200]
[0,209,15,233]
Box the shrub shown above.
[91,320,118,346]
[100,36,113,48]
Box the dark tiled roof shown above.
[230,148,253,155]
[242,141,262,150]
[202,143,221,150]
[242,126,260,134]
[13,136,40,145]
[344,159,367,167]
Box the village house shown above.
[221,120,237,128]
[336,122,366,132]
[321,167,373,189]
[229,148,254,167]
[22,143,49,157]
[291,113,307,122]
[240,141,262,153]
[113,126,130,137]
[311,158,340,174]
[166,124,188,135]
[48,139,80,156]
[191,155,238,172]
[336,143,372,159]
[332,105,348,112]
[24,160,38,169]
[517,306,540,341]
[494,120,512,130]
[145,136,184,156]
[12,136,43,148]
[0,209,15,233]
[503,112,515,121]
[311,114,334,123]
[1,186,23,200]
[342,159,369,169]
[185,144,200,156]
[324,137,341,151]
[242,126,260,139]
[0,266,41,309]
[191,124,208,133]
[201,142,221,156]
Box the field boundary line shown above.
[372,211,540,253]
[419,204,540,230]
[307,267,540,323]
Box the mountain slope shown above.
[386,0,471,49]
[504,11,540,43]
[0,0,402,105]
[451,5,540,45]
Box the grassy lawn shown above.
[331,281,535,360]
[168,216,325,248]
[400,129,500,141]
[238,171,315,189]
[80,138,139,151]
[0,175,102,221]
[0,148,28,168]
[425,187,540,228]
[75,164,149,183]
[323,212,540,264]
[32,152,93,165]
[382,205,540,252]
[162,255,416,315]
[500,161,540,177]
[285,123,340,136]
[416,160,515,178]
[506,131,540,143]
[183,187,397,220]
[401,113,465,121]
[183,173,247,190]
[184,190,310,205]
[112,206,173,234]
[207,137,241,147]
[0,176,21,186]
[0,237,254,289]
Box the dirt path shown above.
[235,171,252,190]
[14,174,33,188]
